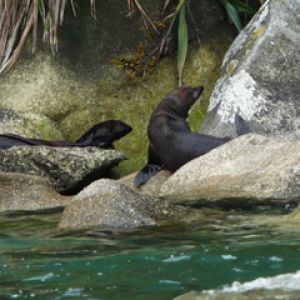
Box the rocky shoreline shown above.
[0,0,299,231]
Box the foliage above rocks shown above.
[0,0,261,78]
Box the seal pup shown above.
[0,120,132,150]
[134,86,248,187]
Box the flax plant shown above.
[0,0,261,78]
[0,0,95,74]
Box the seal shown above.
[0,120,132,150]
[134,86,248,187]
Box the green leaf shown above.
[219,0,243,32]
[38,0,46,21]
[163,0,172,11]
[177,3,188,87]
[230,0,256,15]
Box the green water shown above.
[1,209,300,300]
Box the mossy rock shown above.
[0,109,63,139]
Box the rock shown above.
[283,204,300,224]
[0,172,70,213]
[119,170,171,196]
[174,270,300,300]
[58,179,185,230]
[200,0,300,139]
[160,134,300,206]
[0,109,63,139]
[0,146,125,194]
[174,289,300,300]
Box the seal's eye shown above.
[192,86,204,99]
[183,88,197,101]
[182,86,202,100]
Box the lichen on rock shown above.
[0,109,63,139]
[200,0,300,139]
[0,146,125,194]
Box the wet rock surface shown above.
[283,204,300,224]
[0,172,70,213]
[174,290,300,300]
[119,170,171,197]
[0,146,125,194]
[59,179,187,230]
[200,0,300,139]
[174,270,300,300]
[161,134,300,206]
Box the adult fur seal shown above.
[0,120,132,150]
[134,86,249,187]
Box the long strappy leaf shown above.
[219,0,242,32]
[177,2,188,87]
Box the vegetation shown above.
[0,0,95,74]
[0,0,263,80]
[176,0,264,85]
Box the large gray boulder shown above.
[160,134,300,206]
[59,179,186,230]
[200,0,300,139]
[0,172,70,213]
[0,146,125,193]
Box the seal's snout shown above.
[193,86,204,99]
[113,121,133,139]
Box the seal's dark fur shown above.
[0,120,132,150]
[134,86,248,187]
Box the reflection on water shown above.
[0,208,300,300]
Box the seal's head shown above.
[164,86,204,118]
[76,120,132,148]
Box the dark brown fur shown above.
[0,120,132,150]
[134,86,248,187]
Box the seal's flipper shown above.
[134,146,163,188]
[134,164,163,188]
[235,115,250,136]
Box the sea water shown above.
[0,208,300,300]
